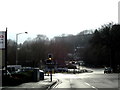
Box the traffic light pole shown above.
[46,62,53,82]
[48,53,53,82]
[50,68,52,82]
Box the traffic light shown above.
[48,54,52,60]
[49,58,52,60]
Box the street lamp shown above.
[16,32,28,65]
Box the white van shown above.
[7,65,22,73]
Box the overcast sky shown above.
[0,0,119,43]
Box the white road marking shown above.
[85,82,98,90]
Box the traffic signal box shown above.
[46,54,53,82]
[48,54,52,60]
[46,54,54,68]
[49,58,52,60]
[46,54,53,64]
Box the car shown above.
[104,67,113,74]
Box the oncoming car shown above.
[104,67,113,74]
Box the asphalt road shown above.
[51,68,120,90]
[0,69,2,90]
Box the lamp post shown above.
[16,32,28,65]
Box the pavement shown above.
[0,70,2,90]
[1,74,58,90]
[1,69,93,90]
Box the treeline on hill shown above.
[84,23,120,70]
[7,23,120,71]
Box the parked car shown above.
[57,68,68,72]
[7,65,22,74]
[104,67,113,74]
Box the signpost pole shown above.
[5,28,7,75]
[0,29,6,74]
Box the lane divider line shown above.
[85,82,98,90]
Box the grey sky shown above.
[0,0,119,43]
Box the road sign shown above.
[0,31,5,49]
[119,1,120,24]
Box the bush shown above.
[13,70,33,82]
[2,70,34,86]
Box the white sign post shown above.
[118,1,120,24]
[0,31,5,69]
[0,31,5,49]
[0,31,6,89]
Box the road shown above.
[0,69,2,90]
[51,68,120,90]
